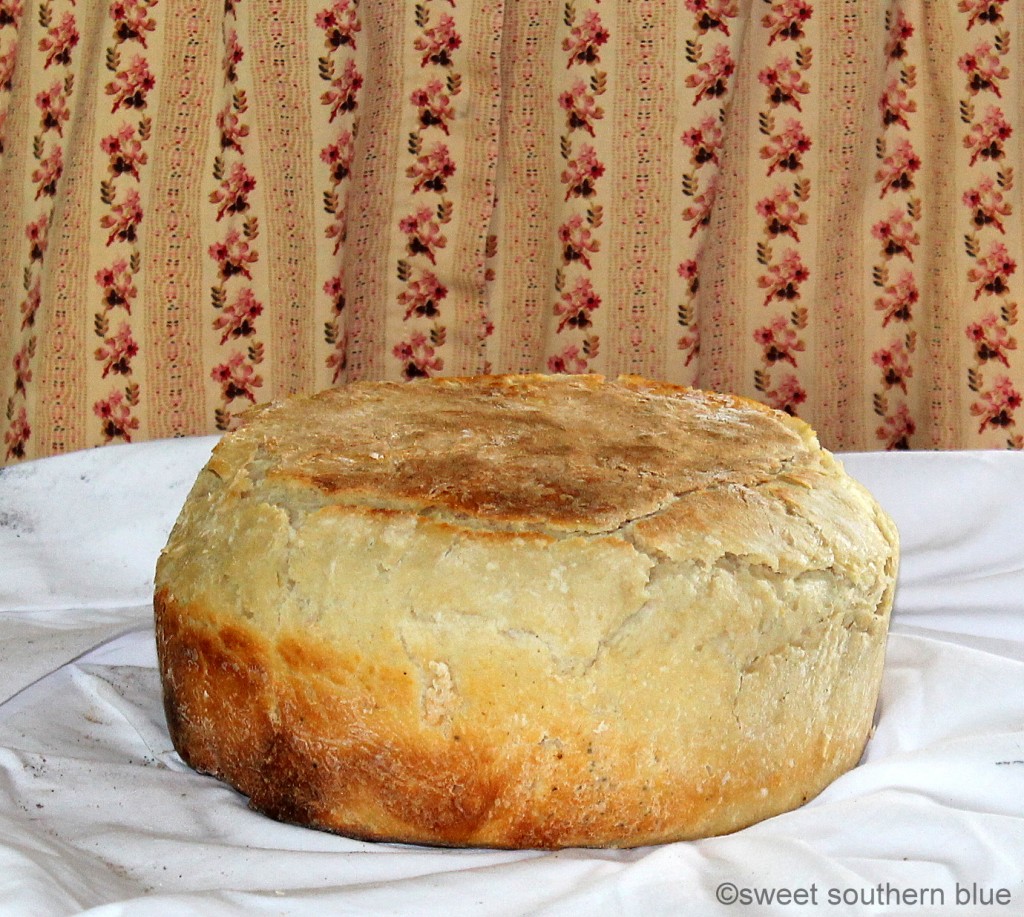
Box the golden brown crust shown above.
[223,373,816,533]
[154,374,898,848]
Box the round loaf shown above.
[154,374,898,848]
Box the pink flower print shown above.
[871,209,919,261]
[209,229,258,280]
[559,80,604,136]
[677,259,700,295]
[677,326,700,367]
[876,403,915,450]
[562,10,609,68]
[211,351,263,403]
[105,55,156,112]
[94,322,139,377]
[31,144,63,199]
[964,105,1013,166]
[213,288,263,344]
[397,271,448,320]
[100,188,144,246]
[324,273,345,312]
[759,119,812,175]
[561,144,605,199]
[761,0,813,45]
[753,314,805,367]
[478,309,495,342]
[414,13,461,67]
[12,343,33,395]
[547,343,589,375]
[407,143,457,193]
[959,42,1009,97]
[874,270,918,326]
[399,206,447,263]
[958,0,1006,31]
[4,407,31,461]
[757,249,809,305]
[321,130,355,184]
[879,78,916,130]
[963,176,1011,234]
[38,12,78,68]
[25,214,49,263]
[110,0,157,48]
[324,207,347,256]
[966,312,1017,366]
[876,138,921,197]
[411,78,455,134]
[763,373,807,415]
[967,241,1016,300]
[216,103,250,153]
[209,161,257,221]
[758,57,809,110]
[0,0,24,29]
[326,332,348,383]
[321,58,363,122]
[93,390,140,442]
[681,116,723,167]
[677,260,698,279]
[681,175,719,237]
[755,185,807,241]
[685,44,735,106]
[971,376,1021,433]
[872,339,913,393]
[685,0,738,36]
[1,41,17,93]
[316,0,360,50]
[554,277,601,333]
[393,332,444,379]
[100,122,148,180]
[95,258,138,311]
[885,9,914,60]
[558,214,600,269]
[324,273,348,383]
[19,279,40,330]
[35,81,70,135]
[222,29,244,82]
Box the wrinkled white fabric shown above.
[1,442,1022,916]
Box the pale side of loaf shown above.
[154,374,899,849]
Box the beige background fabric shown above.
[2,0,1022,463]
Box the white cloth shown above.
[1,441,1022,916]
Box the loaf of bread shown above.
[154,374,898,848]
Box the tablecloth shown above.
[1,439,1022,916]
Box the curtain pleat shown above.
[2,0,1022,462]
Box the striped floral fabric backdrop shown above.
[1,0,1022,463]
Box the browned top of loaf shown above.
[219,374,819,535]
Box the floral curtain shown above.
[2,0,1022,464]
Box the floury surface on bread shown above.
[154,374,899,849]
